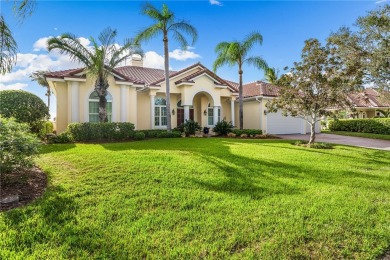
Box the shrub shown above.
[134,132,145,140]
[31,121,54,139]
[179,120,202,137]
[0,117,40,173]
[213,120,234,136]
[47,132,74,144]
[240,133,248,138]
[0,90,49,125]
[328,118,390,135]
[227,133,236,138]
[231,129,263,136]
[67,122,135,141]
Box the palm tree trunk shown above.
[47,88,50,109]
[163,34,172,131]
[239,67,243,130]
[96,78,108,122]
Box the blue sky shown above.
[1,0,387,117]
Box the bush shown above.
[67,122,135,141]
[231,129,263,136]
[31,121,54,139]
[227,133,236,138]
[0,117,40,173]
[0,90,49,125]
[328,118,390,135]
[47,132,74,144]
[134,132,145,141]
[309,142,333,149]
[179,120,202,137]
[213,120,234,136]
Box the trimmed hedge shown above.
[328,118,390,135]
[67,122,135,141]
[231,129,263,136]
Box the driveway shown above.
[278,133,390,151]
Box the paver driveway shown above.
[278,133,390,151]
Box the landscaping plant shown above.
[213,120,233,136]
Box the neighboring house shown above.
[346,88,390,118]
[45,60,318,134]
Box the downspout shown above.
[255,97,263,131]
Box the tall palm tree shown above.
[135,3,198,131]
[213,32,268,130]
[47,28,142,122]
[264,67,280,84]
[30,70,51,108]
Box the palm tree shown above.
[47,28,142,122]
[30,70,51,108]
[135,3,198,131]
[213,32,268,130]
[264,67,280,84]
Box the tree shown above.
[328,4,390,91]
[30,70,51,108]
[213,32,268,130]
[47,28,142,122]
[0,0,35,74]
[267,39,354,144]
[135,3,198,131]
[264,67,280,84]
[0,90,49,124]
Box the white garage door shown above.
[266,112,303,134]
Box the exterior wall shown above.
[53,82,68,133]
[242,101,261,129]
[137,92,150,130]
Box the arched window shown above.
[155,97,167,127]
[89,91,112,122]
[207,103,221,126]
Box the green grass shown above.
[1,138,390,259]
[323,130,390,140]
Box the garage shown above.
[266,112,304,134]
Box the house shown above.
[346,88,390,118]
[45,59,318,135]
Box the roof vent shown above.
[131,54,143,67]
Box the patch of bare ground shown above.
[0,167,47,212]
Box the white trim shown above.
[71,82,79,122]
[175,82,195,87]
[214,84,227,89]
[230,99,235,127]
[64,77,86,82]
[46,77,65,82]
[191,73,223,85]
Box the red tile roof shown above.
[242,81,280,98]
[348,88,390,108]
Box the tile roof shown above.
[242,81,280,98]
[348,88,390,108]
[114,66,176,85]
[45,68,85,78]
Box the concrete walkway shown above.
[278,133,390,151]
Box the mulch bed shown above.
[0,167,47,212]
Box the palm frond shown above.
[0,15,17,74]
[134,25,161,44]
[168,21,198,46]
[242,32,263,56]
[142,2,163,21]
[30,70,49,87]
[215,42,230,54]
[213,55,230,73]
[13,0,36,22]
[245,56,269,71]
[171,30,189,49]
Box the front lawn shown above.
[1,139,390,259]
[323,130,390,140]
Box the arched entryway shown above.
[191,91,216,127]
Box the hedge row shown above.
[231,129,263,136]
[137,129,182,138]
[328,118,390,135]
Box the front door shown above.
[177,108,194,126]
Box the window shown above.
[155,97,167,127]
[89,91,112,122]
[207,103,221,125]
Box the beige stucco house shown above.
[346,88,390,118]
[46,59,318,135]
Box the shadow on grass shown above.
[39,143,77,154]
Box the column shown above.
[120,85,127,122]
[150,94,155,129]
[184,105,190,121]
[213,106,220,126]
[71,81,79,122]
[230,98,235,127]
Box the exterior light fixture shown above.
[203,109,207,116]
[172,109,175,115]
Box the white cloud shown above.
[169,49,201,61]
[0,83,28,91]
[143,51,165,69]
[210,0,223,6]
[33,36,52,51]
[54,27,58,31]
[376,0,388,3]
